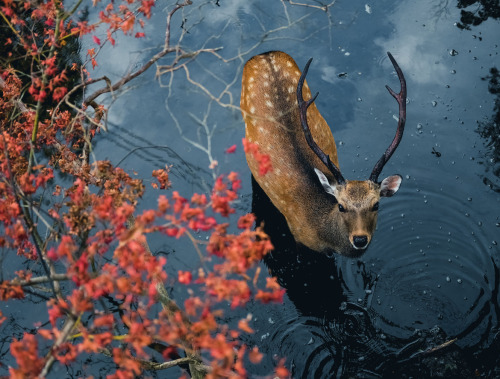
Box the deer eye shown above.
[372,202,380,211]
[338,204,347,213]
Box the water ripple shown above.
[354,178,499,348]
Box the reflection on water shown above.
[1,0,494,376]
[251,175,500,376]
[478,67,500,192]
[457,0,500,29]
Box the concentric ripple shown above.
[345,177,499,348]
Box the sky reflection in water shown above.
[89,0,500,376]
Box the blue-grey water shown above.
[1,0,500,377]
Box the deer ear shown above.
[380,175,402,197]
[314,168,336,197]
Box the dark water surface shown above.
[93,0,500,377]
[2,0,499,377]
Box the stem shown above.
[83,0,193,106]
[27,4,63,173]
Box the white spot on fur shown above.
[250,106,256,114]
[265,100,274,108]
[286,61,293,67]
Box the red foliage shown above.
[225,144,237,153]
[152,166,171,189]
[0,281,25,300]
[9,333,44,378]
[0,0,288,377]
[242,138,273,175]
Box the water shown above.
[2,0,500,377]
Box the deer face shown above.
[315,169,402,256]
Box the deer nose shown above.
[353,235,368,250]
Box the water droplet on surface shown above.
[307,337,314,345]
[446,276,451,282]
[432,101,438,107]
[457,278,462,284]
[449,49,459,56]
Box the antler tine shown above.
[297,58,346,185]
[369,52,407,183]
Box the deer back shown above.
[241,51,341,250]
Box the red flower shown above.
[178,270,192,284]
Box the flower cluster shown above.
[0,0,290,377]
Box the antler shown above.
[297,58,346,185]
[369,52,407,183]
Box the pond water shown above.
[87,0,500,376]
[3,0,499,377]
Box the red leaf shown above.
[178,270,192,285]
[92,35,101,45]
[225,144,237,154]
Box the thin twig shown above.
[18,274,69,287]
[83,0,193,106]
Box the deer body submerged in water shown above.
[240,51,407,258]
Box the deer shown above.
[240,51,407,258]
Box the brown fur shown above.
[241,51,389,257]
